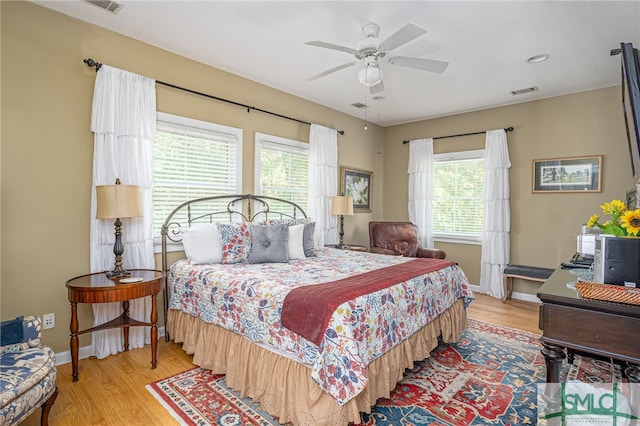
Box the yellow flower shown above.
[621,209,640,236]
[586,214,599,228]
[601,199,626,216]
[586,199,633,236]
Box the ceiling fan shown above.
[305,22,449,94]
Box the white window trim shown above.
[432,149,484,245]
[153,112,243,253]
[254,132,309,196]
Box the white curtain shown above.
[89,65,156,358]
[480,129,511,298]
[407,138,435,248]
[308,124,338,247]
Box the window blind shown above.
[433,153,484,237]
[255,133,309,214]
[153,113,242,240]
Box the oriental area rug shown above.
[146,320,625,426]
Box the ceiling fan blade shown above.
[389,56,449,73]
[306,61,356,81]
[379,23,427,52]
[305,41,358,55]
[370,80,385,94]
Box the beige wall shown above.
[384,87,637,286]
[1,2,382,353]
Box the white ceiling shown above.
[33,1,640,127]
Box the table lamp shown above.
[96,179,142,278]
[331,195,354,249]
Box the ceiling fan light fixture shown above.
[358,65,383,87]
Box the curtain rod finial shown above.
[83,58,102,71]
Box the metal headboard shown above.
[160,193,307,338]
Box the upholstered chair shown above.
[368,221,446,259]
[0,315,58,425]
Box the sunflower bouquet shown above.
[586,199,640,236]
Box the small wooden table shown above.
[66,269,164,382]
[325,244,369,252]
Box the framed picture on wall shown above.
[532,155,602,193]
[340,166,373,212]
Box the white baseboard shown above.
[467,284,541,304]
[54,326,165,366]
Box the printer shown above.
[564,226,597,267]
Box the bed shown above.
[161,194,473,425]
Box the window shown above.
[254,133,309,214]
[432,150,484,243]
[153,112,242,246]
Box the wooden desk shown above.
[537,268,640,388]
[66,269,164,382]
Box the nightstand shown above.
[66,269,164,382]
[325,244,369,252]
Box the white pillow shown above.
[182,224,222,264]
[288,224,306,260]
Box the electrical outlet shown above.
[43,313,55,329]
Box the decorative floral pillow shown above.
[217,222,251,264]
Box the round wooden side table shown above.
[66,269,164,382]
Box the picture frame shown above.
[340,166,373,212]
[532,155,602,193]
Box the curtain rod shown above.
[83,58,345,136]
[402,126,513,144]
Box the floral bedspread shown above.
[168,248,473,405]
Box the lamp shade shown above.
[331,196,354,216]
[358,65,383,87]
[96,183,142,219]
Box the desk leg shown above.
[122,300,130,351]
[541,341,565,402]
[150,294,158,369]
[541,341,565,382]
[70,302,79,382]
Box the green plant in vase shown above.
[586,199,640,236]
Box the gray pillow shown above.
[248,223,289,263]
[303,222,316,257]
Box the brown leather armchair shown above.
[368,221,446,259]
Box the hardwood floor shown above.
[467,293,541,334]
[24,294,540,426]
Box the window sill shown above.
[434,235,482,245]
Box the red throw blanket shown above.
[281,258,455,346]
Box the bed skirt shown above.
[167,298,467,426]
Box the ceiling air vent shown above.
[351,102,368,109]
[511,86,539,96]
[86,0,123,14]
